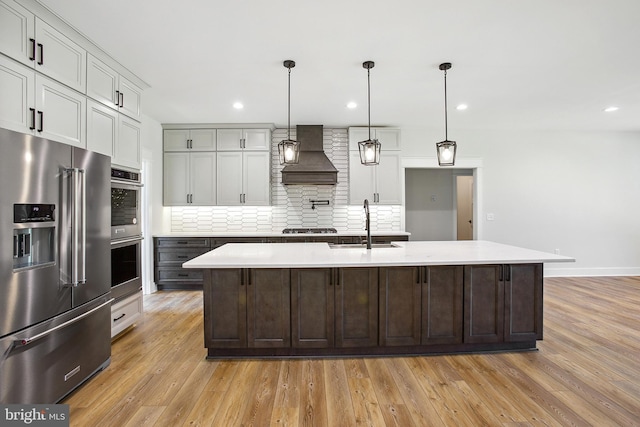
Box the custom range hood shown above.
[281,125,338,185]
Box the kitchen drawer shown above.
[155,237,211,248]
[155,248,209,265]
[111,292,143,338]
[156,268,204,282]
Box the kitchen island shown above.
[183,240,574,358]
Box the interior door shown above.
[456,175,473,240]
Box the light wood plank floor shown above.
[64,276,640,426]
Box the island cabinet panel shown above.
[463,265,505,343]
[291,269,334,348]
[246,268,291,348]
[335,268,378,348]
[421,266,464,345]
[204,269,247,348]
[378,267,421,346]
[204,268,291,349]
[504,264,543,342]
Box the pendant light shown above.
[278,60,300,165]
[358,61,381,165]
[436,62,457,166]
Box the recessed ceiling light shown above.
[604,106,618,112]
[456,104,468,111]
[233,102,244,110]
[347,101,357,109]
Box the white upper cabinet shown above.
[87,54,141,120]
[0,54,34,133]
[35,18,86,92]
[348,127,401,151]
[0,0,35,67]
[163,151,216,206]
[0,1,87,92]
[87,99,117,158]
[217,128,270,151]
[349,151,401,205]
[35,74,85,148]
[216,151,270,206]
[115,114,141,170]
[164,129,216,151]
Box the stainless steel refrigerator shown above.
[0,127,112,403]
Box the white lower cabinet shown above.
[111,292,143,338]
[216,151,270,205]
[164,151,217,206]
[349,151,401,204]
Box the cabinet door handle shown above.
[37,111,43,132]
[499,265,503,282]
[120,92,124,108]
[240,138,245,149]
[113,313,126,322]
[29,38,36,61]
[115,90,120,106]
[29,108,36,130]
[505,265,511,282]
[37,43,43,65]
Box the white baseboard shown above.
[544,266,640,277]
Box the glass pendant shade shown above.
[278,138,300,164]
[436,140,457,166]
[358,139,381,165]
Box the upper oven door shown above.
[111,180,142,240]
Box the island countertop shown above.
[183,240,574,269]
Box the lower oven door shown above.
[111,237,143,301]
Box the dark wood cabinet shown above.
[154,237,211,290]
[335,268,378,348]
[198,256,543,357]
[505,264,543,342]
[464,263,543,344]
[247,268,291,348]
[378,267,421,346]
[204,269,246,348]
[464,265,504,343]
[421,266,463,345]
[291,268,334,348]
[204,268,290,349]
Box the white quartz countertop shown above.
[183,240,575,269]
[154,231,410,238]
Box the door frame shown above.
[400,157,483,240]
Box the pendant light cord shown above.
[287,67,292,141]
[443,68,448,141]
[367,67,371,141]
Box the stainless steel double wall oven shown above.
[110,168,143,302]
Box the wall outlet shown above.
[486,213,495,221]
[554,248,560,255]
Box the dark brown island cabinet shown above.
[202,263,543,358]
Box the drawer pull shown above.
[113,313,126,322]
[178,273,189,277]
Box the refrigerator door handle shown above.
[63,168,87,287]
[12,299,114,347]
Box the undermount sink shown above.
[329,243,401,249]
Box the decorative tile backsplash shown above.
[170,128,402,232]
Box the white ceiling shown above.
[39,0,640,132]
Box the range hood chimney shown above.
[281,125,338,185]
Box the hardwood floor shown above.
[63,276,640,426]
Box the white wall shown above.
[140,114,163,293]
[402,127,640,276]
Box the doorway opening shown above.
[404,166,477,241]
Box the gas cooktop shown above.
[282,228,338,234]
